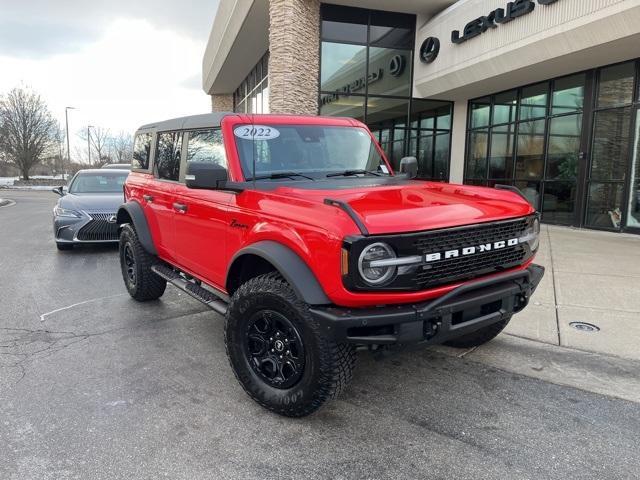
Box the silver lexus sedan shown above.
[52,169,129,251]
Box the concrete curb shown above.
[0,198,16,208]
[434,334,640,404]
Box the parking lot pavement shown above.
[2,191,640,480]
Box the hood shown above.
[271,180,534,235]
[59,192,124,213]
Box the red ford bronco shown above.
[117,113,543,417]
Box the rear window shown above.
[132,133,152,170]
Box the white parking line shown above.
[39,293,127,322]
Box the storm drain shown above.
[569,322,600,333]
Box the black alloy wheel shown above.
[244,310,305,389]
[123,243,137,287]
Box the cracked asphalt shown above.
[1,191,639,480]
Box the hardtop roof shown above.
[134,113,363,134]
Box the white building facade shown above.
[203,0,640,232]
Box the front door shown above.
[173,129,232,290]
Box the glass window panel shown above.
[493,90,517,125]
[546,114,582,180]
[319,94,365,121]
[519,83,548,121]
[542,182,576,224]
[369,11,414,49]
[470,97,490,129]
[417,134,434,178]
[465,179,488,186]
[321,42,367,93]
[321,5,368,44]
[515,181,542,211]
[365,96,409,129]
[552,74,585,115]
[516,120,546,179]
[367,47,411,97]
[628,110,640,228]
[587,182,625,229]
[489,129,515,179]
[411,100,451,130]
[591,107,631,181]
[132,133,152,170]
[597,62,635,108]
[466,130,489,179]
[434,133,450,180]
[155,131,182,182]
[437,110,451,130]
[186,129,227,168]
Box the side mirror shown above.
[399,156,418,179]
[185,161,228,190]
[52,186,65,196]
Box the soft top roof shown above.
[135,113,364,134]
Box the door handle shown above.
[143,194,154,203]
[173,202,188,213]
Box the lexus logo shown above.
[419,37,440,64]
[389,54,406,77]
[107,215,117,224]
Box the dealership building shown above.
[202,0,640,233]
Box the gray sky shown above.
[0,0,220,157]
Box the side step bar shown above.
[151,264,228,316]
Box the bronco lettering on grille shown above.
[424,238,520,263]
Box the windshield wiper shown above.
[326,169,382,178]
[248,172,315,181]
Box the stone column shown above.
[268,0,320,115]
[211,94,234,113]
[448,100,468,184]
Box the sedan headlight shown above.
[358,242,397,285]
[54,206,82,218]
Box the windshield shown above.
[234,125,390,180]
[69,171,128,193]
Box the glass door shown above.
[627,108,640,229]
[585,62,636,230]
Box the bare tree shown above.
[110,131,133,164]
[79,125,111,166]
[0,87,57,180]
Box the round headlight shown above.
[358,242,396,285]
[529,217,540,251]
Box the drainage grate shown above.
[569,322,600,333]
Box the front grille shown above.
[76,213,119,241]
[346,216,534,292]
[412,218,529,289]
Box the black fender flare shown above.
[116,201,157,255]
[227,241,331,306]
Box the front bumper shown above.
[53,212,119,244]
[310,264,544,346]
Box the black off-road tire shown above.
[119,224,166,301]
[56,242,73,251]
[225,272,356,417]
[444,315,513,348]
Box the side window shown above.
[154,131,183,181]
[186,129,227,168]
[132,133,152,170]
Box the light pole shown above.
[87,125,94,166]
[64,107,75,178]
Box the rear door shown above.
[143,130,184,261]
[173,128,233,289]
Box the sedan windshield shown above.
[69,171,128,193]
[234,125,390,180]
